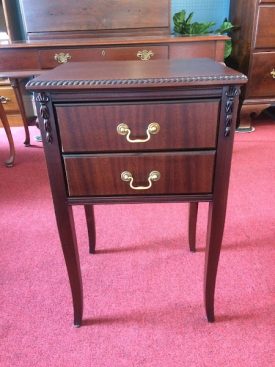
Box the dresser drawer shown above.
[0,86,20,113]
[63,152,215,196]
[255,6,275,48]
[39,46,168,68]
[56,100,219,153]
[247,52,275,97]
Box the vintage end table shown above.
[26,59,247,326]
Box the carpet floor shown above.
[0,119,274,366]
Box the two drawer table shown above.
[27,59,247,326]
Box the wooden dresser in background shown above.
[0,0,228,166]
[0,0,227,71]
[230,0,275,131]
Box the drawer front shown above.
[169,42,216,59]
[255,6,275,48]
[56,100,219,153]
[0,49,40,72]
[247,52,275,97]
[63,152,215,196]
[39,46,168,69]
[0,86,20,113]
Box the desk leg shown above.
[188,202,198,252]
[10,78,30,146]
[204,201,226,322]
[0,102,15,167]
[55,204,83,327]
[84,205,96,254]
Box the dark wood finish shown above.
[204,85,239,322]
[27,59,246,326]
[63,152,215,196]
[0,1,228,167]
[84,205,96,254]
[0,35,228,72]
[33,92,83,326]
[0,100,15,167]
[56,100,219,152]
[39,46,169,69]
[18,0,170,39]
[255,6,275,48]
[229,0,275,131]
[188,202,198,252]
[247,52,275,97]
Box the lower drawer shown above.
[64,152,215,196]
[247,52,275,98]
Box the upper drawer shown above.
[39,46,168,69]
[56,100,220,153]
[255,6,275,48]
[63,152,215,197]
[247,52,275,97]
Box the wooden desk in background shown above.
[0,70,41,166]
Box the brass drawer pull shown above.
[121,170,160,190]
[117,122,160,143]
[54,53,72,64]
[137,50,154,61]
[0,96,11,104]
[271,69,275,79]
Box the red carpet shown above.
[0,120,274,366]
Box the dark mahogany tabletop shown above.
[26,58,247,91]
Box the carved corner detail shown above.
[36,93,53,144]
[224,87,240,137]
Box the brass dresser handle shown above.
[121,171,160,190]
[54,53,72,64]
[271,69,275,79]
[137,50,154,61]
[117,122,160,143]
[0,96,11,104]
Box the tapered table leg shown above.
[204,202,226,322]
[188,202,198,252]
[84,205,96,254]
[55,205,83,327]
[0,102,15,167]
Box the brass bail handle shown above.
[121,171,161,190]
[54,53,72,64]
[271,69,275,79]
[137,50,154,61]
[0,96,11,104]
[117,122,160,143]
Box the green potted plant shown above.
[173,10,235,59]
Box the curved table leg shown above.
[84,205,96,254]
[188,202,198,252]
[0,102,15,167]
[56,205,83,327]
[204,201,226,322]
[10,78,30,146]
